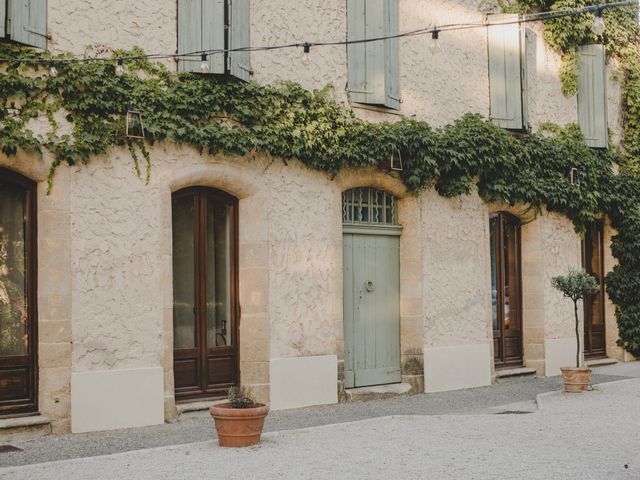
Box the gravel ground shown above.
[0,363,636,469]
[2,378,639,480]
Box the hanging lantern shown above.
[568,167,580,186]
[125,110,145,140]
[390,148,403,171]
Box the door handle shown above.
[365,280,375,292]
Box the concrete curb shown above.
[535,377,639,410]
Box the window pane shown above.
[490,217,498,331]
[342,188,398,226]
[587,225,604,326]
[503,219,519,330]
[172,196,196,349]
[207,198,231,347]
[0,181,28,357]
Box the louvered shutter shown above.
[230,0,251,81]
[347,0,399,109]
[487,14,526,130]
[364,0,386,105]
[9,0,47,49]
[347,0,367,103]
[384,0,400,110]
[178,0,225,74]
[1,1,6,37]
[578,44,607,148]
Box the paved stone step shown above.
[494,367,537,383]
[344,382,412,402]
[586,357,618,368]
[0,415,51,443]
[176,399,227,416]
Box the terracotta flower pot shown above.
[560,367,592,393]
[209,402,269,447]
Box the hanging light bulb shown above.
[302,43,311,66]
[200,54,209,73]
[430,30,441,55]
[591,8,606,35]
[115,59,125,77]
[49,63,58,77]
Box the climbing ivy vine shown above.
[0,28,639,356]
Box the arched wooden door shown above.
[582,222,606,358]
[490,212,523,369]
[172,187,239,401]
[0,168,37,415]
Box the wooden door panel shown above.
[342,234,355,388]
[583,223,606,358]
[491,213,523,369]
[345,233,401,388]
[504,336,520,357]
[172,188,239,402]
[207,357,234,385]
[173,359,200,389]
[0,368,30,400]
[0,169,37,416]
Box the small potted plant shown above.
[551,268,600,392]
[209,386,269,447]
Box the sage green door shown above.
[343,226,401,388]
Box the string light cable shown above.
[0,0,635,68]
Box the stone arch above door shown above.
[159,162,271,418]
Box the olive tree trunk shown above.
[574,299,580,368]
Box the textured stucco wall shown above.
[422,190,492,349]
[70,153,164,371]
[0,0,631,434]
[539,213,582,340]
[47,0,177,68]
[39,0,625,139]
[266,161,342,360]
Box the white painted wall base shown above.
[71,367,164,433]
[270,355,338,410]
[424,344,491,393]
[545,337,579,376]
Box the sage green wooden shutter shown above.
[578,44,607,148]
[178,0,225,74]
[229,0,251,81]
[347,0,399,109]
[364,0,385,105]
[347,0,367,103]
[9,0,47,49]
[384,0,400,110]
[0,1,6,37]
[487,14,526,130]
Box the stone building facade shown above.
[0,0,633,437]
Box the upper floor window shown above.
[487,14,527,131]
[178,0,250,81]
[577,44,608,149]
[346,0,400,110]
[0,0,47,49]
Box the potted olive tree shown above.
[209,386,269,447]
[551,268,600,393]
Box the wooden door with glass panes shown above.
[582,222,606,358]
[490,213,523,369]
[0,168,37,416]
[172,188,239,401]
